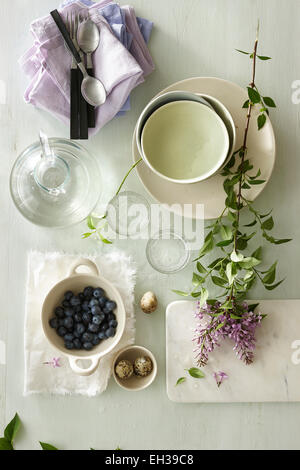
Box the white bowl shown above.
[141,100,230,184]
[197,93,236,167]
[42,258,126,376]
[136,90,214,160]
[112,345,157,391]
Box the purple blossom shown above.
[43,357,62,368]
[193,301,263,367]
[213,371,228,388]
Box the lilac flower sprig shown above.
[193,301,263,367]
[213,371,228,388]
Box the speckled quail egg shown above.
[115,359,134,379]
[133,356,153,377]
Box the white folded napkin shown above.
[24,251,136,396]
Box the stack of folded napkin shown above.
[19,0,154,137]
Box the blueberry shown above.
[64,290,73,301]
[62,300,70,308]
[74,313,82,323]
[89,298,99,308]
[91,305,101,316]
[70,296,81,307]
[49,317,58,329]
[74,305,82,314]
[58,319,65,327]
[82,312,92,324]
[105,327,116,338]
[92,315,102,326]
[64,307,74,317]
[55,306,65,318]
[64,317,74,330]
[98,297,107,308]
[92,336,101,346]
[100,322,108,331]
[109,320,118,328]
[93,287,105,298]
[57,326,67,337]
[82,300,90,311]
[98,331,106,340]
[82,332,94,343]
[65,341,74,350]
[105,300,117,312]
[84,286,94,298]
[83,342,93,351]
[64,333,74,342]
[88,323,99,333]
[76,323,86,335]
[73,339,82,349]
[107,313,116,322]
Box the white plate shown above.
[132,77,276,220]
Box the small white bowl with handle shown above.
[41,258,126,376]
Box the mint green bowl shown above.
[141,101,230,184]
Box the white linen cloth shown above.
[24,251,136,396]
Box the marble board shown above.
[166,300,300,403]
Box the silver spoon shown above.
[77,18,100,70]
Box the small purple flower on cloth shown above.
[213,371,228,388]
[43,357,62,368]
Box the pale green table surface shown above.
[0,0,299,450]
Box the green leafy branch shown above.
[82,158,143,243]
[0,414,121,450]
[175,25,291,318]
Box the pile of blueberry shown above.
[49,286,118,351]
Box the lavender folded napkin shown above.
[19,1,154,136]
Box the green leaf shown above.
[258,114,267,130]
[4,413,21,444]
[220,225,232,241]
[249,169,261,180]
[265,279,284,290]
[244,218,257,227]
[191,292,201,298]
[260,209,273,219]
[0,438,13,450]
[248,179,266,185]
[239,257,261,269]
[81,232,93,239]
[248,303,260,312]
[230,251,244,262]
[261,216,274,231]
[263,96,276,108]
[226,262,237,285]
[39,442,59,450]
[211,276,228,287]
[198,233,214,258]
[186,368,205,379]
[175,377,186,386]
[247,87,261,104]
[98,232,112,244]
[216,321,225,331]
[242,100,250,108]
[251,247,262,260]
[86,215,96,230]
[262,262,277,285]
[173,290,189,297]
[274,238,292,245]
[196,261,207,274]
[242,182,251,189]
[257,55,272,60]
[192,272,204,286]
[236,49,250,55]
[199,288,208,308]
[216,239,233,247]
